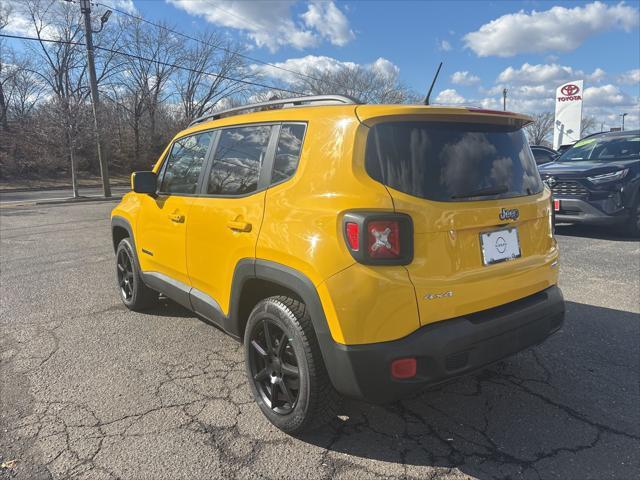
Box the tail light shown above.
[343,212,413,265]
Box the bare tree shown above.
[19,0,89,190]
[581,115,599,137]
[2,57,45,122]
[525,111,554,146]
[0,1,14,129]
[110,18,155,165]
[175,31,251,124]
[140,21,183,148]
[290,63,417,104]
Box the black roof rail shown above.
[188,94,359,127]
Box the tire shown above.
[115,237,158,311]
[244,296,341,433]
[624,201,640,237]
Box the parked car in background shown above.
[539,130,640,236]
[555,144,573,156]
[531,145,558,165]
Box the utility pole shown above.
[502,88,507,111]
[80,0,111,197]
[620,112,628,131]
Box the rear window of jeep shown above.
[365,121,543,201]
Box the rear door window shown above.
[207,125,272,195]
[271,123,306,184]
[365,121,543,201]
[160,131,213,194]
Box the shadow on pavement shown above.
[141,298,196,319]
[555,223,637,242]
[299,301,640,479]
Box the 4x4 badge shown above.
[424,291,453,300]
[499,208,519,221]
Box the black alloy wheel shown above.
[243,296,340,433]
[117,248,135,302]
[248,319,300,415]
[115,237,158,311]
[630,203,640,237]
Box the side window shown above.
[207,125,272,195]
[532,149,553,165]
[160,132,212,194]
[271,123,306,184]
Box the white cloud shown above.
[438,40,452,52]
[301,1,354,47]
[590,68,606,83]
[478,97,500,110]
[451,71,480,86]
[583,84,636,107]
[3,0,134,36]
[434,89,466,105]
[4,12,32,36]
[497,63,606,85]
[167,0,353,52]
[464,1,639,57]
[370,57,399,80]
[252,55,400,85]
[618,69,640,85]
[252,55,355,84]
[111,0,137,14]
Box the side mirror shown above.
[132,171,157,194]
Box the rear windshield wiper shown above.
[451,185,509,199]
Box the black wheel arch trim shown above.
[111,216,142,273]
[231,259,351,395]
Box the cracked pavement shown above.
[1,202,638,480]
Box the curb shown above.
[0,183,130,194]
[34,195,123,206]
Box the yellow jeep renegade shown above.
[111,95,564,433]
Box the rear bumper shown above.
[555,198,629,226]
[324,286,565,403]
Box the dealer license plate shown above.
[480,228,521,265]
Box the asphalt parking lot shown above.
[1,201,638,480]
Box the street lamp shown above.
[620,113,628,131]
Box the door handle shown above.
[168,213,185,223]
[227,220,252,232]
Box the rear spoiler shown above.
[355,105,533,128]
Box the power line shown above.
[94,1,337,89]
[0,32,306,96]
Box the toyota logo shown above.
[561,84,580,96]
[545,177,557,188]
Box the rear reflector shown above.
[345,222,360,251]
[367,220,401,258]
[391,358,416,379]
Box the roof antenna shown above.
[424,62,443,105]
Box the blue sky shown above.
[6,0,640,128]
